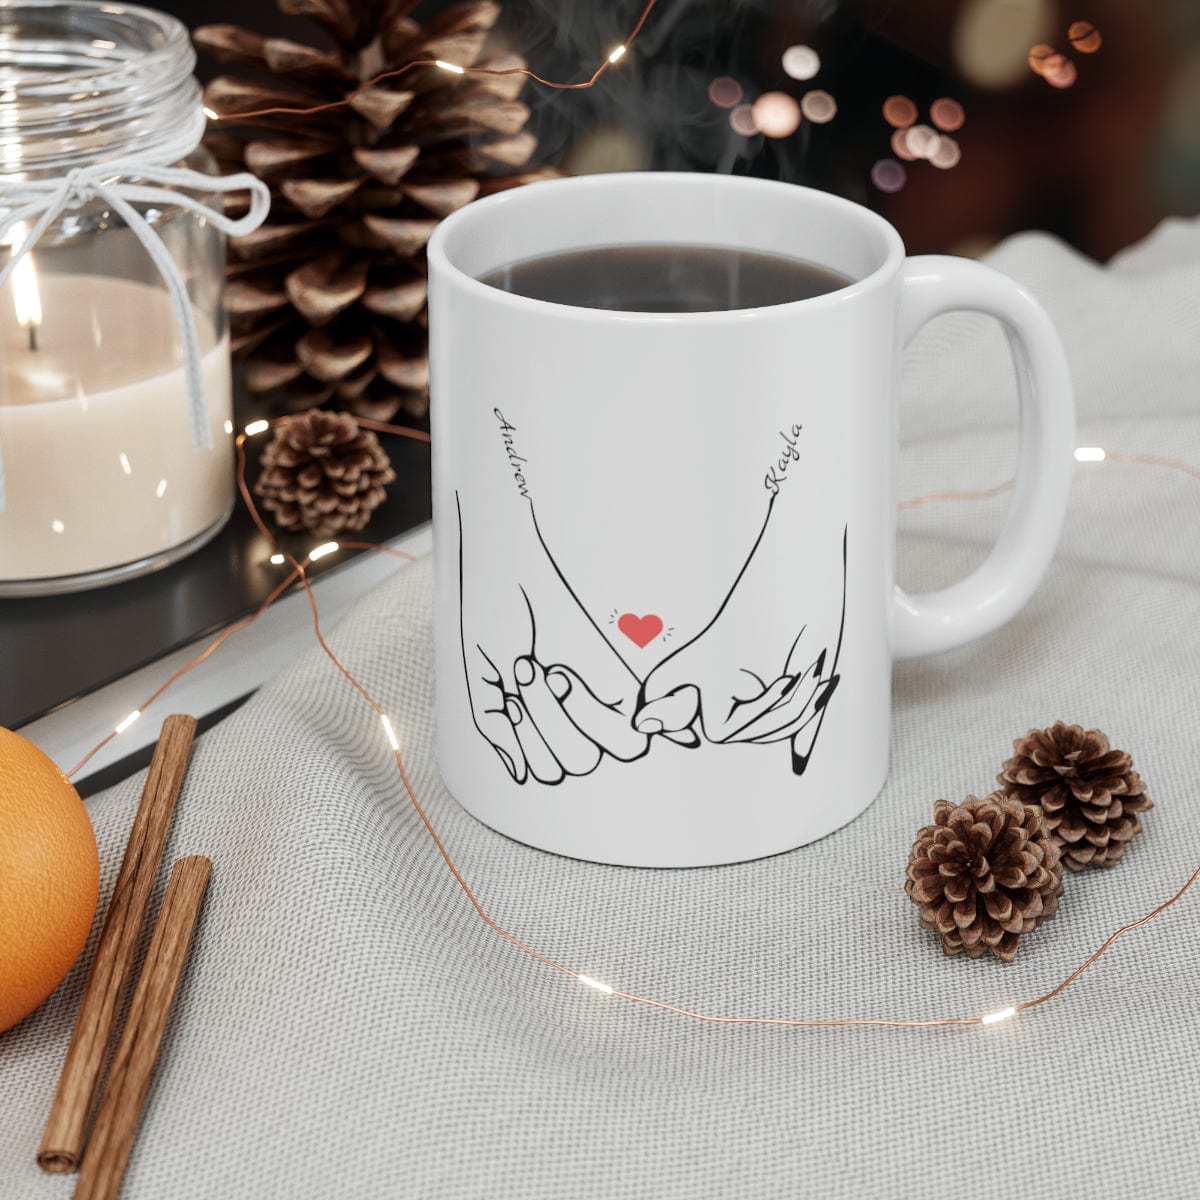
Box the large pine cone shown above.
[255,410,396,537]
[905,794,1064,962]
[998,722,1152,871]
[195,1,555,423]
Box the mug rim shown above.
[428,171,907,323]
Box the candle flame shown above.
[7,222,42,343]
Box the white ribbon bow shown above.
[0,159,271,511]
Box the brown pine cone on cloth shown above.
[905,794,1064,962]
[254,411,396,537]
[998,722,1153,872]
[195,0,556,423]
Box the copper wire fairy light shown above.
[898,479,1013,510]
[1106,451,1200,482]
[60,6,1200,1032]
[64,416,1200,1033]
[64,562,304,779]
[204,0,661,123]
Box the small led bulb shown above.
[980,1006,1017,1025]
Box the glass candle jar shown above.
[0,1,252,595]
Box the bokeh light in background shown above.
[929,136,962,170]
[904,124,939,159]
[1069,20,1103,53]
[871,159,907,193]
[1024,19,1100,91]
[891,128,916,161]
[1027,43,1055,75]
[1042,53,1078,89]
[880,91,965,180]
[752,91,802,138]
[883,95,918,128]
[729,104,758,137]
[707,76,743,109]
[953,0,1053,88]
[930,98,965,132]
[800,90,837,124]
[781,44,821,80]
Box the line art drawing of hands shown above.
[634,505,846,775]
[457,492,653,785]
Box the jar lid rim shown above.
[0,1,200,174]
[0,0,192,96]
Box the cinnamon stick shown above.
[38,714,197,1173]
[73,857,212,1200]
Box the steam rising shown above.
[499,0,782,174]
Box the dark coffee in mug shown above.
[478,244,851,312]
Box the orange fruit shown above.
[0,727,99,1033]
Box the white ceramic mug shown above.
[427,173,1074,868]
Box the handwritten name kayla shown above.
[764,423,803,496]
[495,409,531,500]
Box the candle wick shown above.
[27,324,37,352]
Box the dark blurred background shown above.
[173,0,1198,261]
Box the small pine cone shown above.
[905,794,1064,962]
[255,411,396,537]
[998,722,1153,872]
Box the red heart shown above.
[618,613,663,648]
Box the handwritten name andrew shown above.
[494,409,530,500]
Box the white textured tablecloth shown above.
[2,220,1199,1200]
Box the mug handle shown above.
[892,255,1075,659]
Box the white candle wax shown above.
[0,275,233,583]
